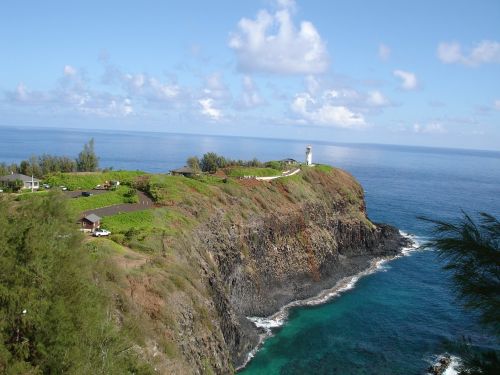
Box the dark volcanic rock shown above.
[428,354,452,375]
[195,200,410,367]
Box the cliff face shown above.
[96,166,408,374]
[195,196,407,366]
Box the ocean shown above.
[1,126,499,374]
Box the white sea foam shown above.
[443,355,461,375]
[238,231,421,369]
[426,354,461,375]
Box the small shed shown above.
[170,166,198,177]
[80,214,101,232]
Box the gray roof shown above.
[171,166,197,174]
[0,173,40,182]
[83,214,101,223]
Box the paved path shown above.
[65,189,110,198]
[255,168,301,181]
[82,191,154,218]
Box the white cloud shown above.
[123,73,180,101]
[494,99,500,110]
[7,82,49,104]
[203,73,230,100]
[236,75,264,110]
[393,70,418,90]
[291,92,365,128]
[199,98,222,120]
[378,43,391,61]
[63,65,77,76]
[305,75,321,95]
[6,67,134,118]
[413,122,446,134]
[367,90,390,106]
[229,1,329,74]
[437,40,500,66]
[78,97,134,117]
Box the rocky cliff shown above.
[93,166,408,374]
[194,187,408,367]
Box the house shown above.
[170,166,199,177]
[79,214,101,232]
[0,173,40,190]
[280,158,299,166]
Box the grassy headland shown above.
[1,162,372,374]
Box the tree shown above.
[186,156,201,172]
[422,212,500,374]
[200,152,219,173]
[0,194,152,373]
[76,138,99,172]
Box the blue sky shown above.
[1,0,499,150]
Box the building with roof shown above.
[170,166,199,177]
[79,214,101,232]
[280,158,299,165]
[0,173,40,190]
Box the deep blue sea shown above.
[1,126,499,374]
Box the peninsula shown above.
[0,155,409,374]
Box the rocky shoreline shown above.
[197,202,412,368]
[238,225,413,369]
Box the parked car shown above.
[81,191,93,197]
[60,186,67,191]
[42,184,50,189]
[93,229,111,237]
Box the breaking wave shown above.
[238,231,423,370]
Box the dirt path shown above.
[82,191,154,218]
[255,168,301,181]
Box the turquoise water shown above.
[1,126,499,374]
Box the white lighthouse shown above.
[305,145,313,166]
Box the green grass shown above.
[225,167,281,178]
[43,170,146,190]
[101,208,195,241]
[148,175,214,204]
[15,190,51,201]
[67,187,138,212]
[314,164,334,173]
[101,210,155,233]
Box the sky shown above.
[1,0,499,150]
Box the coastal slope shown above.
[0,165,407,374]
[100,165,408,373]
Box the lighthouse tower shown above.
[305,145,313,166]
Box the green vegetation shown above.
[148,174,213,204]
[102,208,193,235]
[76,138,99,172]
[314,164,334,173]
[192,152,268,173]
[102,210,155,233]
[186,156,201,172]
[423,212,500,374]
[0,178,23,193]
[423,212,500,332]
[15,190,51,201]
[43,170,146,190]
[0,138,105,179]
[0,160,374,373]
[67,187,138,212]
[225,167,281,178]
[0,194,152,374]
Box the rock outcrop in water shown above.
[96,166,409,373]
